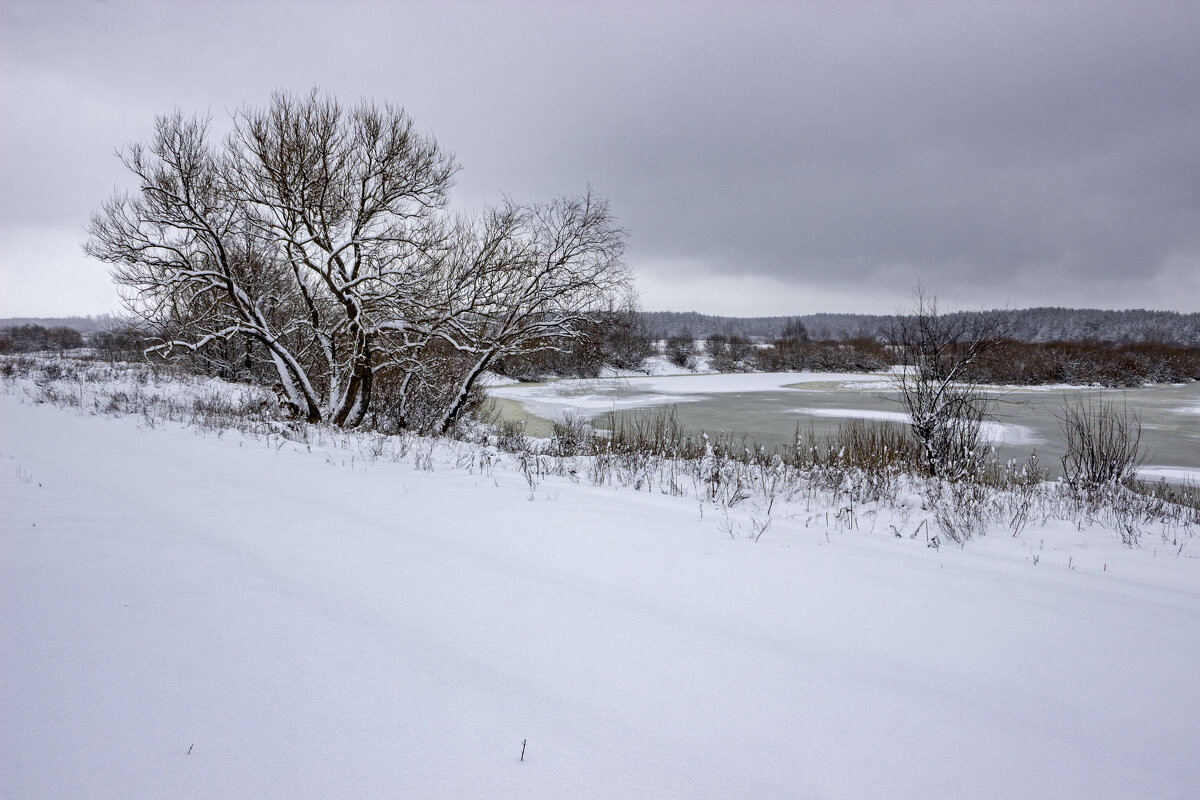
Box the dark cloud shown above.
[3,0,1198,315]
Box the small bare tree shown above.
[888,288,1008,480]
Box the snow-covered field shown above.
[3,377,1200,799]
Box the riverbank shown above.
[490,369,1200,483]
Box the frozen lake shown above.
[492,372,1200,481]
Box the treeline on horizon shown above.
[0,324,85,354]
[6,307,1199,346]
[5,307,1200,387]
[639,307,1200,346]
[0,316,114,334]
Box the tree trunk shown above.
[439,351,495,434]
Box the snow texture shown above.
[2,392,1199,799]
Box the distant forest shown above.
[638,308,1200,345]
[4,307,1200,347]
[0,316,114,334]
[5,308,1200,386]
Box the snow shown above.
[493,370,887,397]
[492,385,700,418]
[630,353,712,376]
[3,390,1200,798]
[627,370,887,394]
[788,407,1044,446]
[1138,466,1200,484]
[490,371,888,420]
[490,370,1099,426]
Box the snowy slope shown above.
[2,393,1198,799]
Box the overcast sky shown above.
[3,0,1199,317]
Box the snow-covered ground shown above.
[3,385,1199,798]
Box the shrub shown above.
[0,324,85,354]
[887,290,1006,480]
[664,329,697,370]
[1058,394,1144,489]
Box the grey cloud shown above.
[3,0,1198,316]
[559,2,1200,296]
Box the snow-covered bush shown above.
[664,330,698,370]
[887,289,1007,481]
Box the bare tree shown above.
[409,193,627,432]
[779,317,809,342]
[598,297,654,371]
[887,287,1008,480]
[665,328,697,369]
[87,89,628,430]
